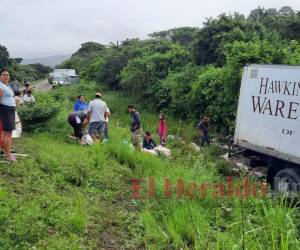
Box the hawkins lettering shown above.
[251,77,300,120]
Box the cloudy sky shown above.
[1,0,299,59]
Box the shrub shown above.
[18,94,61,132]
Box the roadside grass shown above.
[0,82,299,249]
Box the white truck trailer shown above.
[48,69,79,85]
[233,64,300,192]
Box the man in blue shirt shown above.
[74,95,88,112]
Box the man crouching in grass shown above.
[128,104,142,150]
[87,92,111,143]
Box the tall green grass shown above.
[0,82,298,249]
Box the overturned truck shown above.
[231,64,300,192]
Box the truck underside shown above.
[229,143,300,193]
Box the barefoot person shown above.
[87,92,110,142]
[128,104,142,150]
[0,70,17,162]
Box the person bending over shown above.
[68,111,88,144]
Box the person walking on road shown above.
[128,104,142,150]
[87,92,110,142]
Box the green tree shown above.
[121,44,190,105]
[149,27,199,47]
[0,45,10,69]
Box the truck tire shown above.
[273,168,300,193]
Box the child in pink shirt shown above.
[157,113,167,146]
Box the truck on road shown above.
[232,64,300,192]
[48,69,79,86]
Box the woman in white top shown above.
[0,70,17,162]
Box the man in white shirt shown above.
[87,92,110,142]
[22,90,35,104]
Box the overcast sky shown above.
[1,0,299,59]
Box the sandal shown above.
[7,154,16,162]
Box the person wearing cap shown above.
[197,116,211,146]
[87,92,110,142]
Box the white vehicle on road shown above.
[48,69,79,86]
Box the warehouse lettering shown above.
[251,96,299,119]
[259,77,300,96]
[251,77,300,119]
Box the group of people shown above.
[68,93,110,144]
[0,68,210,162]
[127,104,168,153]
[67,94,169,153]
[67,91,211,154]
[0,70,36,162]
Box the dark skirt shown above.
[0,104,16,132]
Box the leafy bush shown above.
[18,94,61,132]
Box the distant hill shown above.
[21,55,70,68]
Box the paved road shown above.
[33,79,52,92]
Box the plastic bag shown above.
[154,145,171,158]
[81,134,94,145]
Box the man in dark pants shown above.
[68,111,88,144]
[198,117,210,147]
[128,104,142,150]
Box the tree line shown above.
[0,45,52,82]
[58,6,300,133]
